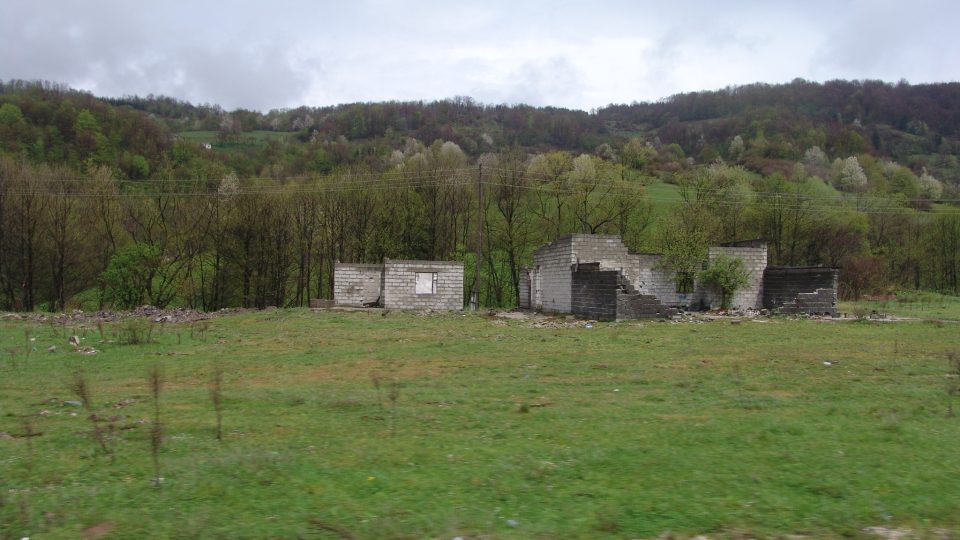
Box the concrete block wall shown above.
[532,234,639,313]
[571,263,619,320]
[569,234,640,287]
[635,253,688,307]
[518,268,531,309]
[383,259,464,310]
[763,267,838,315]
[532,236,577,313]
[530,234,776,313]
[703,246,767,310]
[334,263,384,306]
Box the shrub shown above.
[99,243,161,309]
[699,255,750,310]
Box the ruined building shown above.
[333,259,464,310]
[518,234,837,320]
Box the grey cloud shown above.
[2,0,957,111]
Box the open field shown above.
[177,130,299,150]
[841,292,960,322]
[1,310,959,539]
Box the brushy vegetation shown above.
[1,309,959,538]
[1,78,959,315]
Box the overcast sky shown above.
[2,1,957,111]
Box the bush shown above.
[699,255,750,310]
[99,243,161,309]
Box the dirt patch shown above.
[862,527,913,540]
[83,521,116,540]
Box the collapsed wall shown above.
[572,262,675,321]
[524,234,837,318]
[763,267,838,316]
[533,234,641,313]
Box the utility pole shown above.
[471,163,482,311]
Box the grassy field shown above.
[1,310,959,539]
[840,292,960,322]
[177,130,299,150]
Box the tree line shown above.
[1,140,958,312]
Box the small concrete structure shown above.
[520,234,837,319]
[334,259,463,310]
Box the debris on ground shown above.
[0,305,254,325]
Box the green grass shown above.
[178,130,298,150]
[841,291,960,321]
[642,180,683,244]
[644,179,682,207]
[1,311,959,538]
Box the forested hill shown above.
[1,78,959,185]
[0,78,959,313]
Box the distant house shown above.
[334,259,464,310]
[519,234,837,320]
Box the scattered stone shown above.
[112,399,137,408]
[69,335,81,346]
[47,345,56,352]
[76,346,98,355]
[505,519,519,528]
[495,311,529,320]
[0,305,227,326]
[63,400,83,407]
[0,431,13,440]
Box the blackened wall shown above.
[571,263,619,321]
[763,267,839,315]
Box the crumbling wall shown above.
[569,234,639,286]
[383,259,464,310]
[571,263,619,320]
[334,263,384,307]
[533,234,640,313]
[763,267,838,315]
[635,253,686,306]
[704,245,767,310]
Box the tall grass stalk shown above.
[210,362,224,441]
[148,364,164,487]
[70,369,113,462]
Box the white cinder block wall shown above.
[527,235,769,312]
[532,234,643,313]
[704,245,767,309]
[383,259,464,310]
[334,263,384,306]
